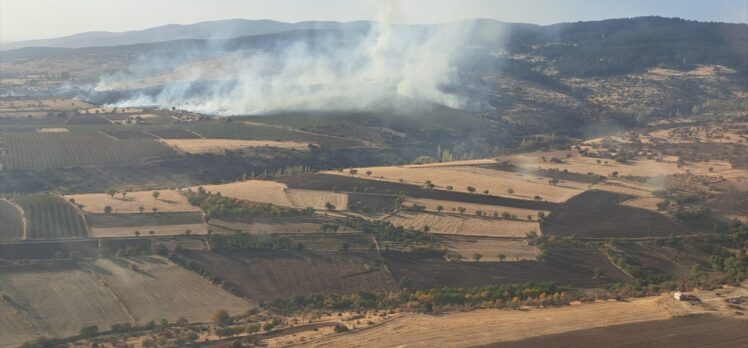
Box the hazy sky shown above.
[1,0,746,42]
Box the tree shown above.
[152,207,158,214]
[79,325,98,337]
[457,206,466,215]
[483,189,490,195]
[138,206,145,214]
[104,205,113,214]
[107,189,117,198]
[436,205,444,213]
[366,170,372,176]
[501,212,512,219]
[213,309,231,326]
[497,254,506,261]
[399,276,413,288]
[325,202,336,211]
[152,191,161,200]
[134,231,141,236]
[473,253,482,262]
[423,225,430,233]
[467,186,476,194]
[507,188,515,194]
[446,185,454,191]
[149,230,155,235]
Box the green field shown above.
[86,211,204,228]
[12,195,88,240]
[0,199,24,241]
[0,132,174,169]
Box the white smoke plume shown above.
[94,4,484,115]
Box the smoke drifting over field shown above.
[94,5,489,115]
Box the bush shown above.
[334,324,349,333]
[79,325,98,337]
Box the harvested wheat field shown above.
[65,189,199,214]
[441,236,539,261]
[196,180,348,210]
[386,212,538,237]
[0,301,38,348]
[328,165,587,203]
[405,198,546,218]
[0,266,132,340]
[89,256,253,323]
[160,139,309,154]
[301,296,676,348]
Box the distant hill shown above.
[0,18,372,50]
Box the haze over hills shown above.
[0,18,373,50]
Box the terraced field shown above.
[0,258,253,345]
[0,132,173,169]
[86,212,206,237]
[12,195,87,240]
[0,199,24,241]
[386,211,538,237]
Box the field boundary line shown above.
[64,198,92,238]
[1,294,38,334]
[4,199,28,240]
[601,251,635,280]
[87,269,137,324]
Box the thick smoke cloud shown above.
[94,5,483,115]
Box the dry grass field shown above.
[405,198,546,217]
[0,257,253,345]
[0,301,37,348]
[441,236,539,261]
[65,189,200,214]
[386,212,538,237]
[196,180,348,210]
[90,223,208,238]
[160,139,309,154]
[326,164,587,203]
[300,296,676,348]
[0,266,132,340]
[90,256,253,323]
